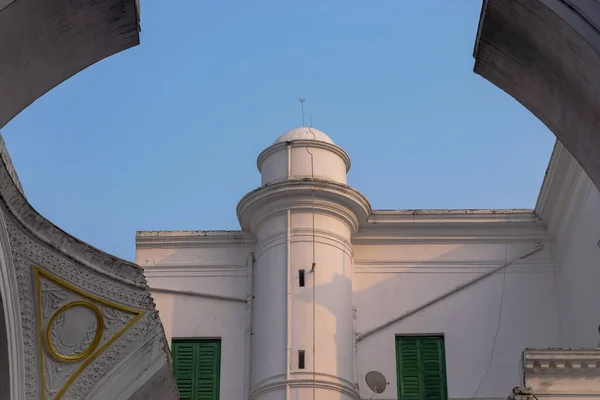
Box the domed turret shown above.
[258,127,351,186]
[237,127,370,400]
[274,127,335,145]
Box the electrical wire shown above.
[471,240,509,399]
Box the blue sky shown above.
[2,1,555,261]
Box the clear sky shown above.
[2,1,555,261]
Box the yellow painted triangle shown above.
[34,266,145,399]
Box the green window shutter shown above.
[396,336,447,400]
[173,342,196,400]
[172,340,221,400]
[196,341,221,400]
[420,337,446,399]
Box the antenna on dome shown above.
[299,98,305,127]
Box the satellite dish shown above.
[365,371,387,394]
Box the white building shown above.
[136,127,600,400]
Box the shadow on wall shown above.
[301,241,561,399]
[144,240,566,399]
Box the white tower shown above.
[238,127,370,400]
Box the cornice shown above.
[524,348,600,371]
[135,230,256,248]
[369,209,537,223]
[257,140,351,173]
[355,209,547,243]
[237,178,372,233]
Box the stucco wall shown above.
[139,233,563,400]
[138,237,253,400]
[553,171,600,347]
[353,240,560,400]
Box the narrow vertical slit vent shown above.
[298,350,305,369]
[299,269,305,287]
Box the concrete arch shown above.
[474,0,600,192]
[0,0,179,398]
[0,204,24,399]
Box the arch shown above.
[474,0,600,192]
[0,206,24,400]
[0,0,179,398]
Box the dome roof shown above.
[273,127,335,145]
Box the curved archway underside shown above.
[0,0,179,398]
[474,0,600,192]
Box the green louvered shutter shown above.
[173,342,196,399]
[196,341,221,400]
[396,336,447,400]
[172,340,221,400]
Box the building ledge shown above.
[355,208,546,243]
[524,348,600,371]
[523,348,600,397]
[136,230,256,248]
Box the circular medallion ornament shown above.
[46,301,104,362]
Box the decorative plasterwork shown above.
[0,207,24,400]
[0,153,145,288]
[34,266,144,399]
[524,348,600,371]
[0,136,24,197]
[0,136,177,398]
[523,348,600,396]
[4,214,160,399]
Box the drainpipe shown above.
[244,252,255,400]
[286,209,292,400]
[355,243,545,342]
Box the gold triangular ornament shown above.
[34,266,144,399]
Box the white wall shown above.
[137,239,253,400]
[353,240,561,400]
[138,234,565,400]
[554,171,600,347]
